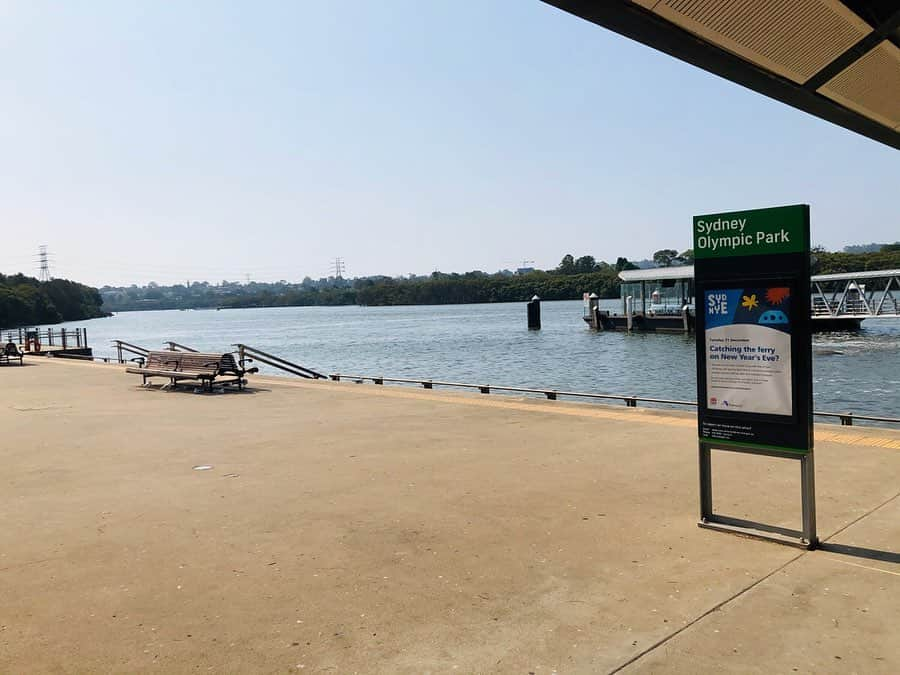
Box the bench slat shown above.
[126,367,212,380]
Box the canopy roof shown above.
[619,266,695,282]
[543,1,900,150]
[619,265,900,283]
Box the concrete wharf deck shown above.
[1,358,898,673]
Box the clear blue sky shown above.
[2,1,898,286]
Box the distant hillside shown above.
[0,274,108,329]
[813,249,900,275]
[842,242,899,254]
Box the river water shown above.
[51,299,900,420]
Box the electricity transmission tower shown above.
[331,257,346,279]
[37,245,52,282]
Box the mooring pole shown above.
[527,295,541,330]
[588,292,601,330]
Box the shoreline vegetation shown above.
[0,273,108,329]
[101,254,645,312]
[4,246,896,321]
[98,247,900,313]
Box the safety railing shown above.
[327,373,900,427]
[234,344,327,379]
[164,341,198,352]
[112,339,150,365]
[46,352,120,364]
[812,411,900,426]
[3,326,88,350]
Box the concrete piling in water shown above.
[588,292,603,330]
[527,295,541,330]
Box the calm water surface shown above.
[53,300,900,419]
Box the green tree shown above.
[556,254,576,275]
[653,249,678,267]
[574,255,597,273]
[615,257,638,272]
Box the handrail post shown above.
[61,328,67,349]
[116,341,123,364]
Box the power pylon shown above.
[331,257,346,279]
[37,245,51,282]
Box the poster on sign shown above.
[703,286,793,417]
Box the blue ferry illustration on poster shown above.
[704,287,793,416]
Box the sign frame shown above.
[693,204,817,549]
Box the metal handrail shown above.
[812,411,900,426]
[45,352,120,364]
[112,339,149,363]
[328,373,900,426]
[233,343,326,379]
[3,326,87,349]
[165,341,198,352]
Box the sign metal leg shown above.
[698,443,816,549]
[801,452,818,549]
[699,442,712,522]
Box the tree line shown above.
[0,274,108,328]
[97,244,900,312]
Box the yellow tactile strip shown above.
[37,360,900,452]
[816,429,900,450]
[265,377,900,450]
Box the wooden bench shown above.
[126,350,253,391]
[0,342,24,366]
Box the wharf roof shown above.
[619,266,694,282]
[619,266,900,283]
[542,1,900,150]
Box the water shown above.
[51,299,900,419]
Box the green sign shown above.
[693,204,808,259]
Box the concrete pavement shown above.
[0,358,897,673]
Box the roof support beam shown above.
[804,8,900,90]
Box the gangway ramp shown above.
[811,268,900,320]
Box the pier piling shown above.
[527,295,541,330]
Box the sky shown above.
[1,1,898,287]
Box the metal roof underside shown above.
[542,1,900,150]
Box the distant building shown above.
[516,267,535,275]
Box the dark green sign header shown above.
[693,204,809,259]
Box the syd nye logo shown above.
[707,293,728,316]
